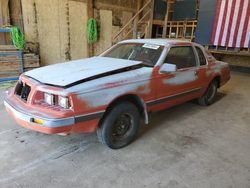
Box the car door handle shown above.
[194,70,199,76]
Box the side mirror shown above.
[160,63,177,73]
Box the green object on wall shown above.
[87,18,98,44]
[10,27,25,49]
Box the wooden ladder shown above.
[112,0,155,44]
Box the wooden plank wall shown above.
[0,0,10,25]
[35,0,63,66]
[20,0,137,66]
[21,0,39,53]
[69,1,88,60]
[94,9,112,55]
[0,0,10,45]
[0,52,40,77]
[9,0,23,31]
[22,0,88,66]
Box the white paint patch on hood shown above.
[25,57,142,87]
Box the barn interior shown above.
[0,0,249,80]
[0,0,250,187]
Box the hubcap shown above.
[112,113,133,140]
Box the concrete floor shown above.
[0,72,250,188]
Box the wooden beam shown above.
[137,0,142,11]
[87,0,94,18]
[132,18,138,39]
[137,0,142,18]
[0,0,10,26]
[87,0,94,57]
[9,0,24,32]
[162,0,170,38]
[147,0,155,38]
[94,2,136,13]
[0,0,10,45]
[132,0,142,39]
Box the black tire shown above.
[97,102,140,149]
[198,80,218,106]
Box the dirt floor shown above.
[0,71,250,188]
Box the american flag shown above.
[211,0,250,48]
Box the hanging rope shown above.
[87,18,98,44]
[10,27,25,50]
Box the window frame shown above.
[162,45,198,70]
[193,45,208,67]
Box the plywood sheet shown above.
[122,11,133,27]
[9,0,23,31]
[22,0,88,65]
[94,9,112,55]
[68,0,88,60]
[0,0,10,45]
[0,0,10,26]
[21,0,38,44]
[112,25,120,42]
[35,0,61,66]
[58,0,70,62]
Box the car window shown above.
[195,46,207,66]
[164,46,196,69]
[102,43,164,67]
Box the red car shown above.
[4,39,230,149]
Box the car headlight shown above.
[58,96,69,109]
[44,93,55,105]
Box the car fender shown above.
[103,92,149,124]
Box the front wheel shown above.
[198,80,218,106]
[97,102,140,149]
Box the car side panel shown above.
[147,66,203,112]
[70,67,155,116]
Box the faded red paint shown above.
[71,119,101,133]
[6,107,72,134]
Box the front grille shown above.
[15,82,31,102]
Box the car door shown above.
[149,45,202,112]
[193,45,209,90]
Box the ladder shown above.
[112,0,155,44]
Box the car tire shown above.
[97,102,140,149]
[198,80,218,106]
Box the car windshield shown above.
[102,43,164,67]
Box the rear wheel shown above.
[198,80,218,106]
[97,102,140,149]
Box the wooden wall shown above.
[0,0,10,25]
[22,0,88,66]
[94,9,112,55]
[21,0,136,66]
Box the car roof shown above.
[119,38,192,47]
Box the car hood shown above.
[25,57,142,87]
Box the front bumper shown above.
[4,99,105,134]
[4,100,74,134]
[4,101,75,128]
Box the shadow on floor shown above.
[138,91,227,140]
